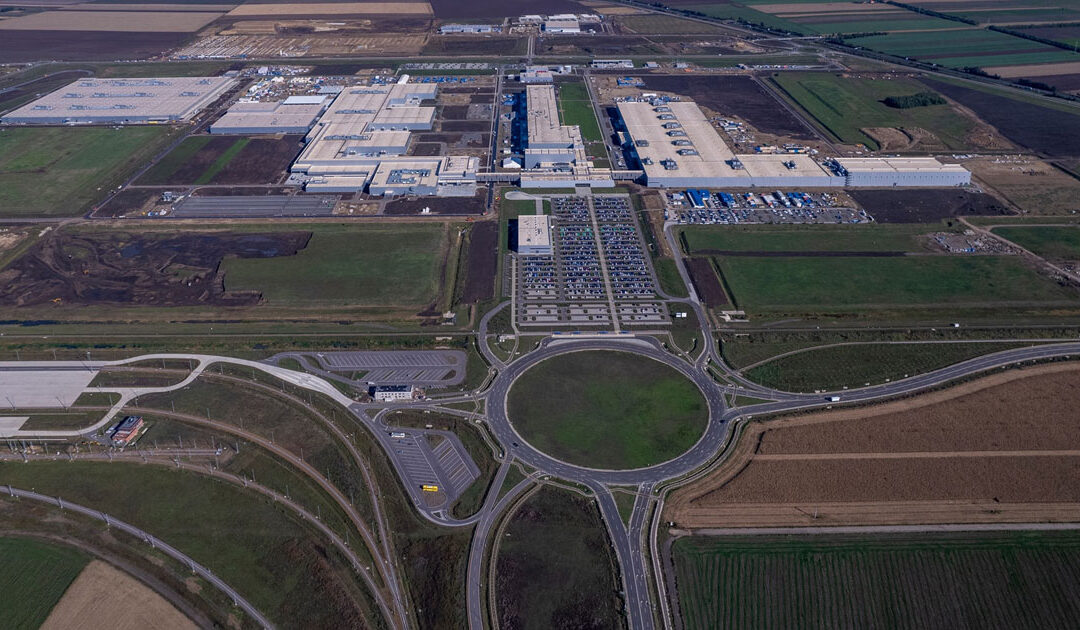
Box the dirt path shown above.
[755,450,1080,460]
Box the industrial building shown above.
[831,157,971,187]
[617,100,970,188]
[591,59,634,69]
[520,67,554,84]
[210,95,328,134]
[371,385,415,402]
[543,16,580,33]
[110,415,144,446]
[517,213,553,255]
[1,77,235,125]
[518,85,613,188]
[439,24,497,34]
[290,78,480,196]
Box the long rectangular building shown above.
[617,99,970,188]
[210,96,327,134]
[2,77,235,124]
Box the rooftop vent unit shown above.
[654,106,672,112]
[661,158,678,170]
[671,139,692,146]
[676,149,699,156]
[666,130,686,137]
[661,122,681,129]
[634,139,650,147]
[729,158,744,170]
[657,113,676,120]
[784,160,797,170]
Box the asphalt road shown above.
[10,339,1080,630]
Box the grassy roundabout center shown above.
[507,350,709,470]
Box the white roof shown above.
[519,214,551,248]
[283,95,327,105]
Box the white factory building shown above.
[1,76,235,125]
[518,85,613,188]
[617,100,970,188]
[210,95,328,134]
[290,78,478,196]
[517,213,553,255]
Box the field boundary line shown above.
[680,522,1080,537]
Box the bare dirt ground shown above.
[0,229,310,308]
[666,363,1080,528]
[966,155,1080,215]
[41,560,197,630]
[862,126,947,153]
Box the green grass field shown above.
[0,537,88,629]
[742,341,1033,391]
[0,462,377,628]
[557,82,604,144]
[674,531,1080,630]
[195,137,249,185]
[849,29,1080,68]
[771,73,975,149]
[223,223,448,308]
[507,350,707,469]
[994,226,1080,259]
[496,486,623,630]
[716,255,1078,314]
[655,257,690,298]
[0,126,173,216]
[681,224,937,254]
[136,136,211,184]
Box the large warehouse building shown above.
[517,213,553,255]
[210,95,328,134]
[1,77,235,124]
[617,100,970,188]
[291,79,478,196]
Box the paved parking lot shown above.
[516,195,668,329]
[170,195,338,219]
[382,429,479,504]
[314,350,466,386]
[670,190,871,225]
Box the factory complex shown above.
[290,78,478,196]
[615,100,970,189]
[1,77,235,124]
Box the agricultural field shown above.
[0,126,175,217]
[0,9,225,32]
[742,340,1036,391]
[993,226,1080,259]
[666,362,1080,528]
[0,462,378,628]
[680,223,939,255]
[615,13,728,34]
[672,530,1080,630]
[848,28,1080,70]
[921,77,1080,157]
[770,72,994,151]
[507,350,708,470]
[0,537,88,630]
[41,561,197,630]
[638,75,814,139]
[496,486,625,630]
[715,254,1078,316]
[137,135,303,186]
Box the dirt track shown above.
[666,363,1080,528]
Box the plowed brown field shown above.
[666,363,1080,528]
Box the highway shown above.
[8,337,1080,629]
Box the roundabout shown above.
[506,349,709,470]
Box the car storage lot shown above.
[515,195,668,329]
